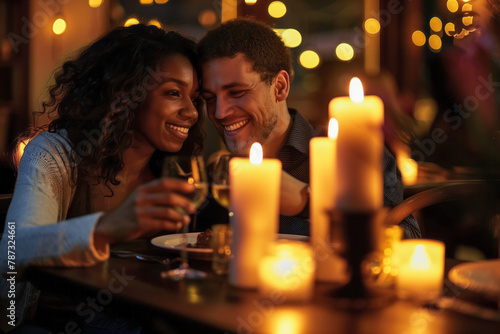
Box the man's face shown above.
[201,53,288,156]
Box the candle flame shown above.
[249,142,263,165]
[328,118,339,140]
[410,245,431,270]
[349,77,364,103]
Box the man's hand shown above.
[280,171,309,216]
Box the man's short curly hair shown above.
[198,18,294,84]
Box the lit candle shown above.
[310,119,346,282]
[229,143,282,288]
[258,240,315,302]
[329,77,384,211]
[396,239,445,302]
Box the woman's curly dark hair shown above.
[39,24,203,192]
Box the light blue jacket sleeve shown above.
[1,131,109,271]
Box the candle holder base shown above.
[327,209,395,310]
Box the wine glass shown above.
[161,155,208,280]
[212,154,231,214]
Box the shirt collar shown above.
[281,108,317,155]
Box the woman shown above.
[0,24,203,331]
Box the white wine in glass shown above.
[212,155,231,210]
[212,184,229,209]
[161,155,208,280]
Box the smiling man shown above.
[199,19,421,238]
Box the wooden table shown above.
[26,239,500,334]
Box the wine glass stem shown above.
[181,222,189,268]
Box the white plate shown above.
[151,233,308,259]
[448,259,500,301]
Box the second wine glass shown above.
[161,155,208,280]
[212,154,231,214]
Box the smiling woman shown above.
[0,24,204,332]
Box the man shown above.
[198,18,420,238]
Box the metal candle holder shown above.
[328,208,395,309]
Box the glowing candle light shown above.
[329,77,384,212]
[229,143,281,288]
[310,119,347,281]
[258,241,315,302]
[396,240,445,302]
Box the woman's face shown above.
[135,54,199,153]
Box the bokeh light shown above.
[147,19,162,28]
[430,17,442,32]
[198,9,217,27]
[245,0,257,4]
[124,18,140,27]
[155,0,169,3]
[462,3,473,12]
[462,16,473,26]
[140,0,153,4]
[444,22,455,36]
[412,30,426,47]
[88,0,102,8]
[268,1,286,18]
[428,34,442,52]
[299,50,320,69]
[364,18,381,34]
[447,0,459,12]
[335,43,354,61]
[281,29,302,48]
[52,18,66,35]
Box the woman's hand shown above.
[93,178,196,249]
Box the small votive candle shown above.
[396,240,445,302]
[258,241,315,302]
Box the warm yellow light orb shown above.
[245,0,257,4]
[281,29,302,48]
[462,16,473,26]
[155,0,169,3]
[89,0,102,8]
[148,19,162,28]
[268,1,286,18]
[462,3,472,12]
[364,18,381,34]
[124,18,140,27]
[429,34,442,51]
[335,43,354,61]
[52,18,66,35]
[447,0,459,13]
[430,17,442,32]
[412,30,426,47]
[299,50,320,69]
[140,0,153,4]
[198,9,217,27]
[444,22,455,36]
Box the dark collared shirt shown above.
[277,109,421,238]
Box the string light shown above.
[412,30,426,47]
[124,18,140,27]
[268,1,286,18]
[281,29,302,48]
[364,18,380,34]
[335,43,354,61]
[428,34,442,52]
[88,0,102,8]
[52,18,66,35]
[299,50,320,69]
[430,17,442,32]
